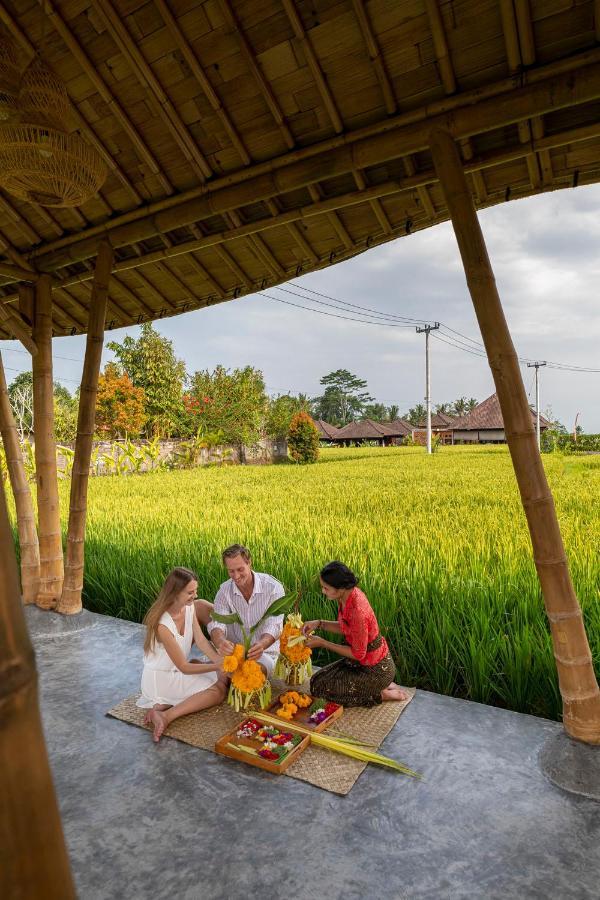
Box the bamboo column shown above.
[58,242,113,614]
[429,128,600,744]
[0,350,40,603]
[0,463,76,898]
[32,274,64,609]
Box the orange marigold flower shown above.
[223,655,239,673]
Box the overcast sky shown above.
[3,184,599,431]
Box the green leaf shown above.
[211,611,244,626]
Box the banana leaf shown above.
[211,611,244,626]
[248,591,298,636]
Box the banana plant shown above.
[211,591,298,654]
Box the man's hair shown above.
[222,543,252,565]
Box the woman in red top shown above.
[304,561,408,707]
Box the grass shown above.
[18,445,600,721]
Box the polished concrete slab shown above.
[26,606,600,900]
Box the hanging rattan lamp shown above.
[0,56,106,208]
[0,36,20,121]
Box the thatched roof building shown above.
[451,393,550,443]
[313,418,342,441]
[335,417,411,445]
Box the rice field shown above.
[42,446,600,719]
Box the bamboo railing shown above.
[58,243,113,614]
[430,128,600,744]
[32,275,64,609]
[0,471,75,898]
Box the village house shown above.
[412,411,457,446]
[451,394,550,444]
[334,418,413,447]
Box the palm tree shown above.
[387,404,400,421]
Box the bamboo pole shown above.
[429,128,600,744]
[32,275,64,610]
[0,463,76,898]
[58,243,112,615]
[0,350,40,604]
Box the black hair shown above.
[319,561,358,589]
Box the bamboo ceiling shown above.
[1,0,600,338]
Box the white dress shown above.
[136,603,218,708]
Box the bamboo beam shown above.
[429,128,600,744]
[32,275,64,609]
[93,0,211,182]
[154,0,250,166]
[0,193,41,245]
[0,300,38,355]
[0,350,40,603]
[0,262,39,282]
[514,0,553,184]
[0,468,75,898]
[33,54,600,273]
[596,0,600,42]
[351,0,396,114]
[58,243,112,615]
[282,0,343,133]
[424,0,486,203]
[219,0,295,149]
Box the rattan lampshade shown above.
[0,53,106,207]
[0,123,107,207]
[19,56,71,131]
[0,36,20,121]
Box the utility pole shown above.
[416,322,440,454]
[527,361,547,450]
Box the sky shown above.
[2,183,599,431]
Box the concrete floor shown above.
[27,606,600,900]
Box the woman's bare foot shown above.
[381,684,409,702]
[146,709,168,742]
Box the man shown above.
[207,544,285,676]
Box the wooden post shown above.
[0,350,40,603]
[429,128,600,744]
[0,464,76,898]
[32,274,64,609]
[58,243,113,615]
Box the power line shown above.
[258,291,420,328]
[285,282,432,325]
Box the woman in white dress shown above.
[137,567,227,741]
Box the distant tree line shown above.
[5,324,481,446]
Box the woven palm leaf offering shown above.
[274,612,313,685]
[212,592,297,712]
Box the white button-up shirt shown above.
[208,571,285,658]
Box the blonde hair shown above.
[143,567,197,654]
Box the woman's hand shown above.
[213,654,226,672]
[305,634,325,649]
[216,637,235,656]
[302,620,321,636]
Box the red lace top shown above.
[338,587,389,666]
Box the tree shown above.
[406,403,426,425]
[287,411,319,464]
[107,323,186,437]
[362,402,388,422]
[188,365,267,450]
[95,363,147,438]
[265,393,311,440]
[435,402,453,415]
[387,404,400,421]
[312,370,373,426]
[465,397,478,412]
[453,396,469,416]
[8,372,77,442]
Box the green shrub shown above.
[287,412,320,464]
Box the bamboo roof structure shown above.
[0,1,600,339]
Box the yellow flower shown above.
[223,655,239,673]
[231,659,266,693]
[233,644,245,660]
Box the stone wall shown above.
[53,438,288,475]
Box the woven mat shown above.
[107,683,415,796]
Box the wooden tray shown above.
[215,720,310,775]
[268,694,344,733]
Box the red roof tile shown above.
[451,394,551,430]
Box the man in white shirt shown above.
[207,544,285,676]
